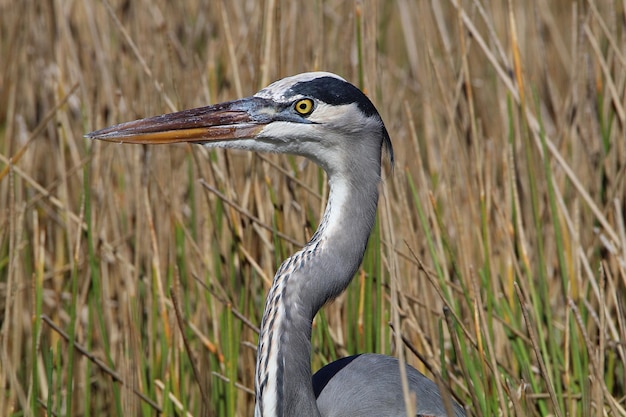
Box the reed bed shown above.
[1,1,625,416]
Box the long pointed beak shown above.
[86,97,272,144]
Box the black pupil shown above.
[299,101,308,111]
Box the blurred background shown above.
[1,0,624,416]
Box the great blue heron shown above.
[87,72,466,417]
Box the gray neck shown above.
[254,158,382,417]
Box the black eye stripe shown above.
[288,76,379,118]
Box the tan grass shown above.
[1,1,625,416]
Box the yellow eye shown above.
[294,99,314,116]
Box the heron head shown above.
[86,72,393,173]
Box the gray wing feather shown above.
[313,354,466,417]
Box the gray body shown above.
[87,72,466,417]
[313,354,466,417]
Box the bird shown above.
[87,72,466,417]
